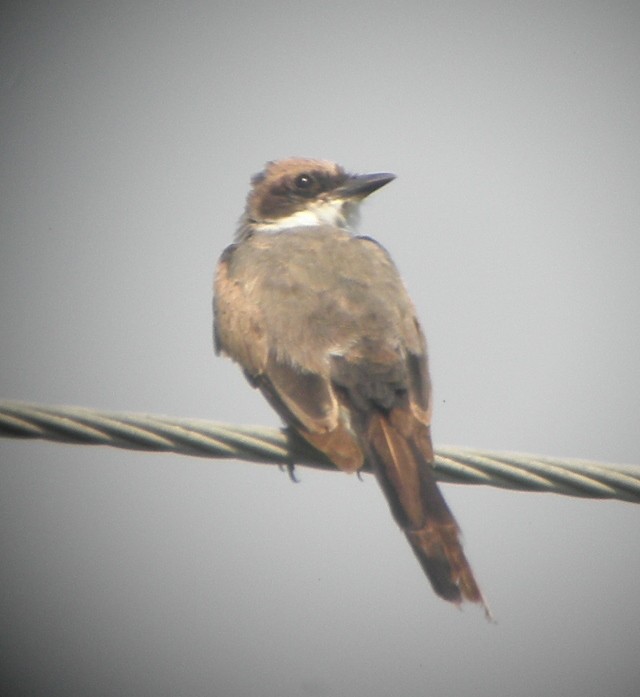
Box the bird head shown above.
[237,158,395,238]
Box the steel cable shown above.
[1,400,638,503]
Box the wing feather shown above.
[214,243,363,471]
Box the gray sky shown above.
[1,2,639,696]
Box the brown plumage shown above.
[214,158,489,615]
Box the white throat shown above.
[251,198,361,233]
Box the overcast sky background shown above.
[1,2,639,696]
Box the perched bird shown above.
[214,158,488,614]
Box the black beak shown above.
[337,172,396,200]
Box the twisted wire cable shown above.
[1,400,639,504]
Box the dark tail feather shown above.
[367,412,491,617]
[404,466,486,608]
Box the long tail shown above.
[367,411,490,616]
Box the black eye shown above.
[294,173,314,190]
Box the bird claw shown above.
[279,460,299,483]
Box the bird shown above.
[213,157,489,614]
